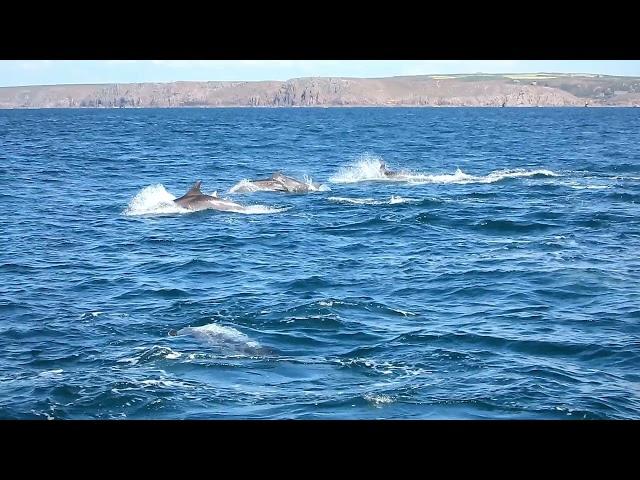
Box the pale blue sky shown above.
[1,60,639,87]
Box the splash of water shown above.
[330,154,558,185]
[302,174,331,192]
[123,184,187,216]
[228,179,262,194]
[330,154,391,183]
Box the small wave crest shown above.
[389,195,412,204]
[118,346,183,365]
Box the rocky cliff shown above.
[1,74,639,108]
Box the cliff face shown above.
[1,74,639,108]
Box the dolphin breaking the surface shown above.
[174,180,246,212]
[379,162,403,178]
[230,171,323,194]
[168,324,276,356]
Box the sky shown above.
[1,60,639,87]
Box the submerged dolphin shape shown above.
[174,180,245,212]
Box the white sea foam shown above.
[328,196,377,204]
[38,369,63,378]
[330,154,393,183]
[403,167,558,185]
[139,379,191,389]
[236,205,290,215]
[123,184,188,216]
[31,409,55,420]
[389,308,418,317]
[328,195,417,205]
[389,195,414,204]
[335,358,430,377]
[118,346,182,365]
[330,154,558,185]
[567,183,611,190]
[364,393,394,407]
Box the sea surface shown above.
[1,107,639,419]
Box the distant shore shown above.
[1,73,639,109]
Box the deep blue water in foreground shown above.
[1,107,640,419]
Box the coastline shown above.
[1,74,639,109]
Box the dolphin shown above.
[230,172,322,194]
[245,177,288,192]
[270,171,321,193]
[174,180,245,212]
[167,325,276,356]
[379,162,402,178]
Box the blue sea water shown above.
[1,107,639,419]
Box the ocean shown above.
[1,107,639,419]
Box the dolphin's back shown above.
[175,180,207,198]
[174,180,243,212]
[186,180,203,195]
[174,180,213,206]
[176,181,203,199]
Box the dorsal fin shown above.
[271,171,283,179]
[187,180,203,195]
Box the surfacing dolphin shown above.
[174,180,245,212]
[231,171,322,194]
[379,162,402,178]
[243,176,289,192]
[271,171,323,193]
[168,325,276,356]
